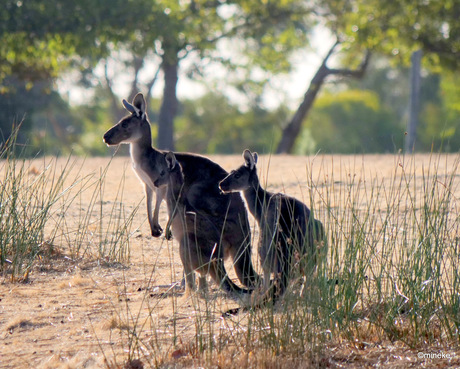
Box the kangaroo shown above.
[154,151,251,298]
[103,93,259,289]
[219,149,325,304]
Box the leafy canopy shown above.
[323,0,460,69]
[0,0,153,85]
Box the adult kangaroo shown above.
[103,93,259,288]
[219,149,325,304]
[154,151,251,298]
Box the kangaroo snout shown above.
[103,131,114,146]
[218,181,230,194]
[103,127,125,146]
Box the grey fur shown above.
[103,94,260,289]
[154,152,251,298]
[220,149,326,300]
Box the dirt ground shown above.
[1,153,459,369]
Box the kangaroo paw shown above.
[165,226,173,240]
[151,224,163,237]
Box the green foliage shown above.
[314,153,460,345]
[0,126,74,280]
[345,58,411,119]
[0,126,139,280]
[229,0,314,73]
[1,0,315,153]
[174,93,286,154]
[106,152,460,365]
[0,76,45,143]
[418,72,460,152]
[0,0,153,85]
[330,57,459,153]
[68,88,120,156]
[296,89,403,154]
[0,85,91,157]
[2,0,459,155]
[324,0,460,69]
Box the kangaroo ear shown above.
[243,149,256,170]
[165,151,176,171]
[132,93,146,119]
[252,152,258,165]
[122,99,140,116]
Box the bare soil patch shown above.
[1,154,459,368]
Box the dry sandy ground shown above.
[0,153,459,368]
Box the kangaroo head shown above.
[103,93,151,146]
[154,151,184,188]
[219,149,258,193]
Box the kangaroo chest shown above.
[132,162,156,190]
[129,144,159,190]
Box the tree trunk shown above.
[276,63,331,154]
[103,60,125,121]
[276,43,370,154]
[405,49,422,153]
[128,56,144,101]
[157,60,178,150]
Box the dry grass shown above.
[0,153,459,368]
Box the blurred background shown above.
[1,0,459,156]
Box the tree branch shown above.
[327,50,371,78]
[276,45,371,154]
[128,56,144,100]
[145,63,162,106]
[103,59,125,121]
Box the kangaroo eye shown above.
[160,170,165,176]
[121,122,128,129]
[234,173,241,179]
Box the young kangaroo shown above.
[103,93,259,289]
[154,151,251,298]
[219,149,325,302]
